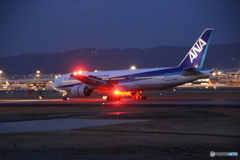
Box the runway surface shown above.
[0,89,239,133]
[0,119,148,133]
[1,90,239,160]
[0,98,239,106]
[0,98,239,133]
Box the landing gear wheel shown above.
[142,95,147,100]
[132,94,147,100]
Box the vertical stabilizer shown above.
[178,28,213,69]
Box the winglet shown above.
[178,28,213,69]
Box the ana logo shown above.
[189,38,207,63]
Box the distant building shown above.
[210,69,240,86]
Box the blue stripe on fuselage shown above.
[112,67,181,81]
[110,68,208,84]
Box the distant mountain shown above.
[0,44,239,76]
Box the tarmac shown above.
[0,88,239,160]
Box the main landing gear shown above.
[131,93,147,100]
[105,92,147,101]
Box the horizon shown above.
[0,42,240,58]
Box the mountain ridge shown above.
[0,43,239,76]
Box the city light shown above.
[36,70,40,81]
[0,70,2,80]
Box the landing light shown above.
[102,96,107,99]
[78,70,83,74]
[114,90,119,95]
[73,72,77,75]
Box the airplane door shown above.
[125,74,141,90]
[57,77,62,85]
[165,73,170,81]
[128,75,133,82]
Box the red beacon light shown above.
[73,70,83,75]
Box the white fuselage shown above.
[52,67,212,93]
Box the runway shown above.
[0,87,239,106]
[0,118,148,133]
[0,97,239,133]
[1,90,240,160]
[0,89,239,133]
[0,97,239,106]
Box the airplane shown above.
[52,28,214,101]
[3,81,24,89]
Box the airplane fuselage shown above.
[52,67,212,93]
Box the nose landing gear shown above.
[62,92,68,100]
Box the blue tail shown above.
[178,28,213,69]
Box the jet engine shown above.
[71,84,92,97]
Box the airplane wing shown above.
[70,73,109,86]
[70,73,127,92]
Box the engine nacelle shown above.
[71,84,92,98]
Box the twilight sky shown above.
[0,0,240,57]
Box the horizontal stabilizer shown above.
[182,68,202,76]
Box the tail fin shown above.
[178,28,213,69]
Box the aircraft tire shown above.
[132,95,146,100]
